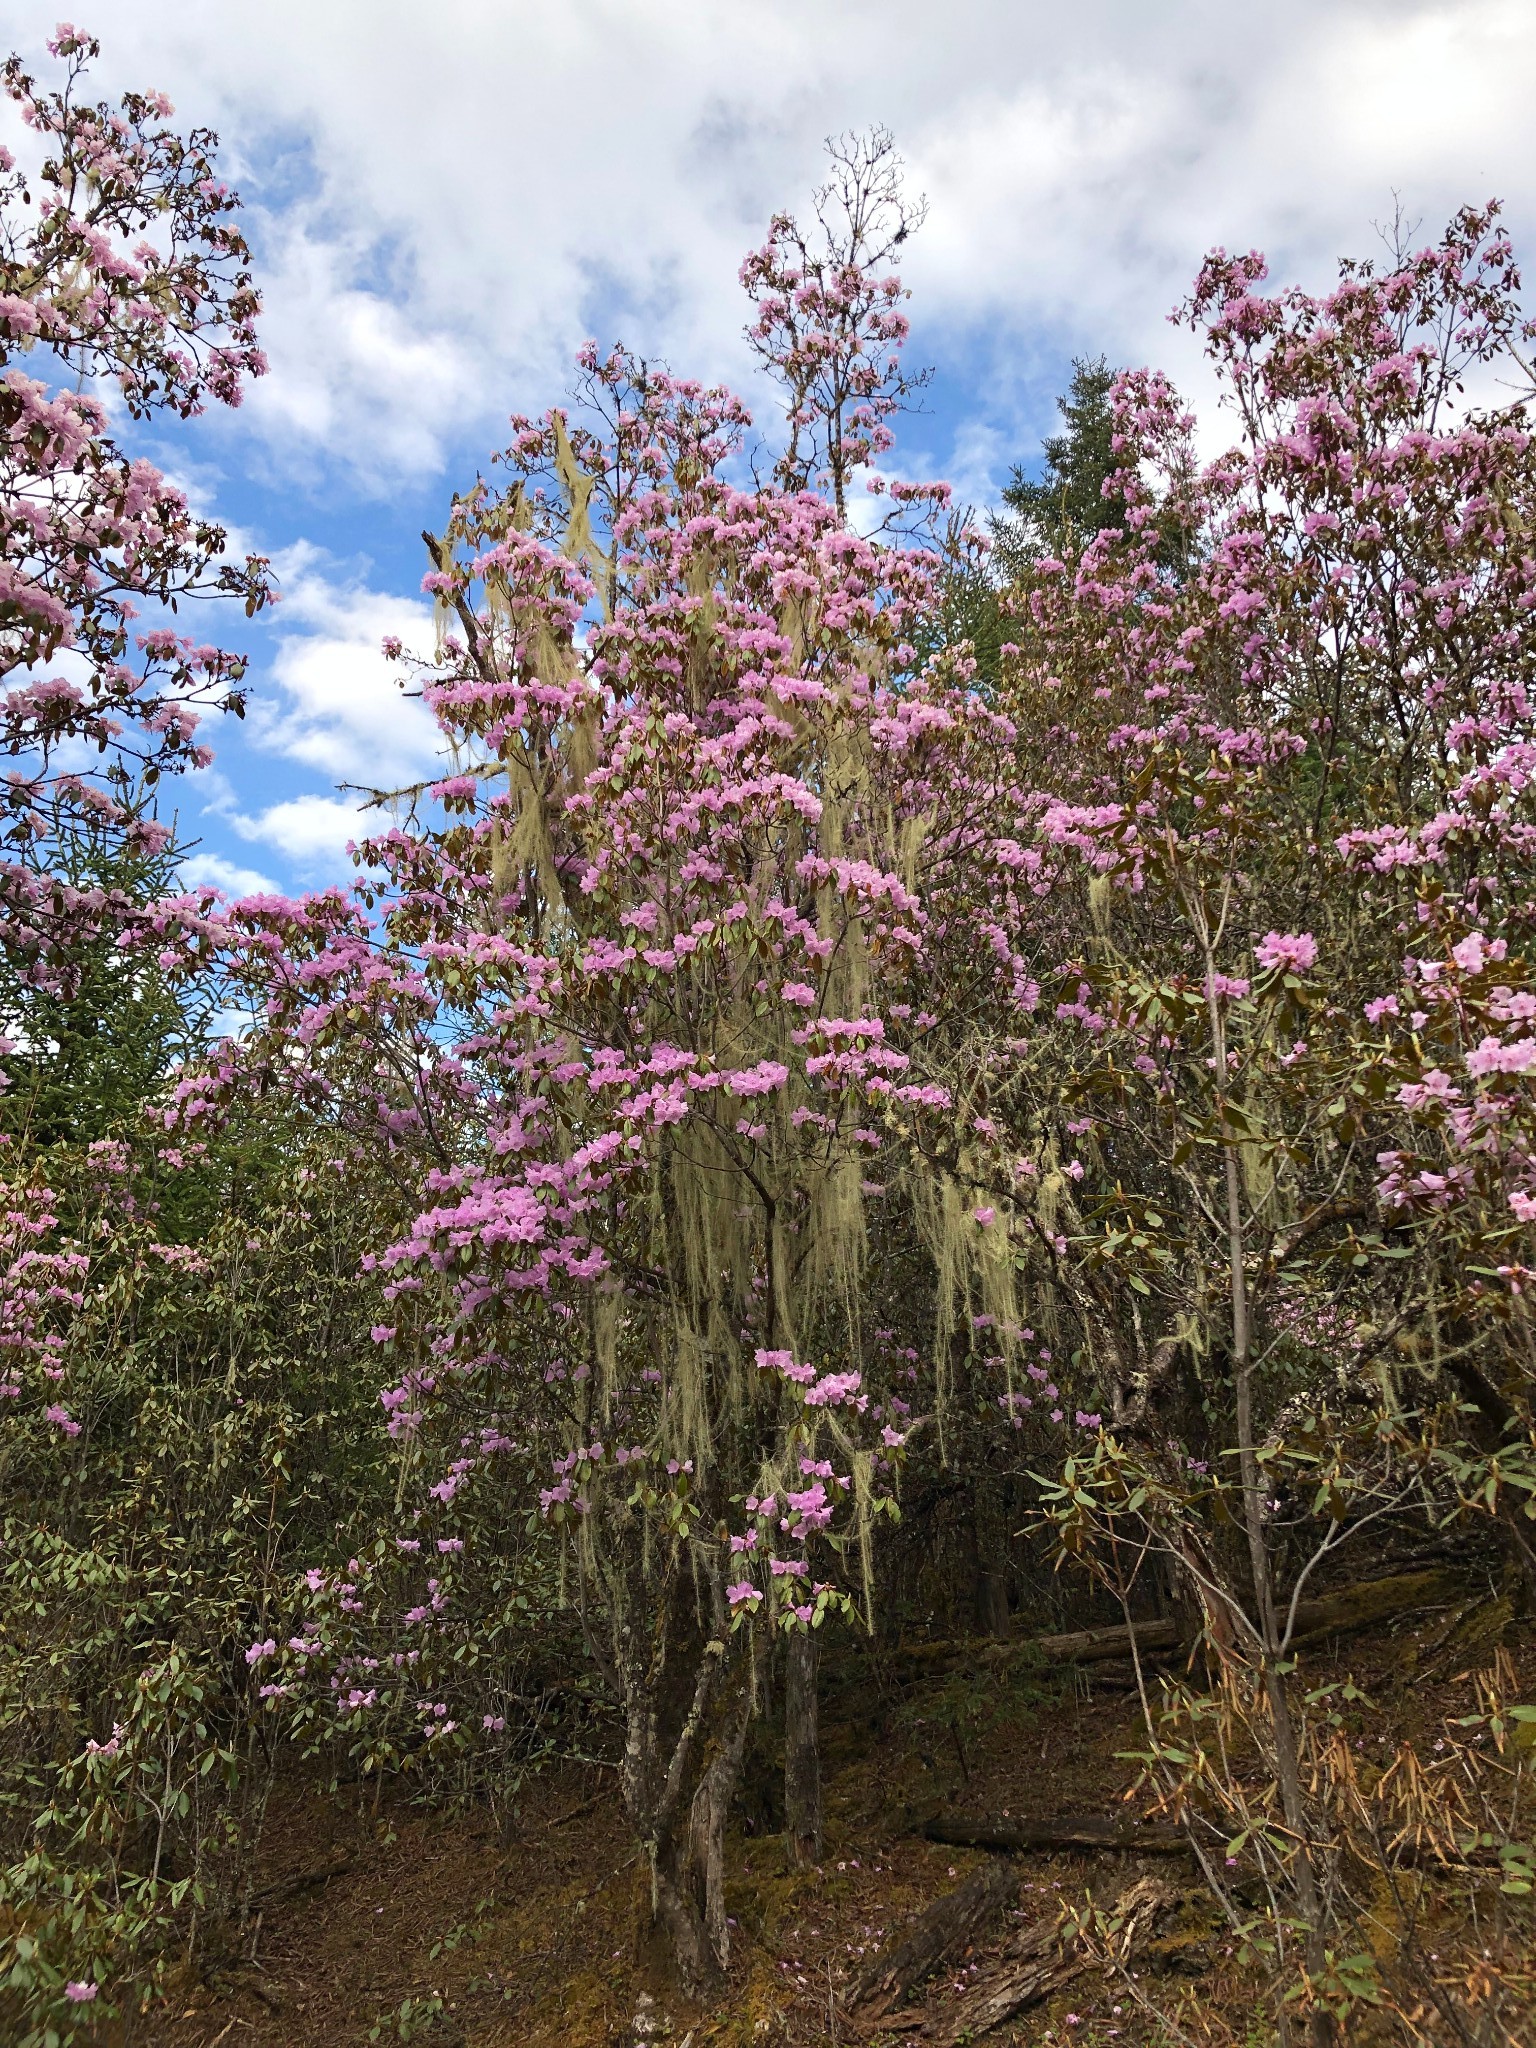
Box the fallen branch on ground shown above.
[884,1566,1465,1680]
[845,1856,1017,2019]
[246,1851,353,1910]
[847,1873,1182,2042]
[926,1875,1181,2046]
[923,1814,1187,1855]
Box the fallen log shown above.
[847,1873,1182,2041]
[1033,1618,1178,1665]
[923,1814,1187,1856]
[846,1856,1017,2020]
[247,1849,353,1909]
[884,1565,1466,1681]
[926,1875,1179,2046]
[1036,1566,1464,1665]
[1286,1565,1464,1647]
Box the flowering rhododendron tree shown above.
[0,29,313,2044]
[136,129,1085,1992]
[170,163,1536,2013]
[849,203,1536,2038]
[188,311,1029,1977]
[9,26,1536,2031]
[0,23,270,1004]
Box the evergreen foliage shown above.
[994,354,1124,571]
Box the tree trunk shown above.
[648,1833,722,1997]
[971,1483,1012,1638]
[784,1625,822,1870]
[688,1671,753,1964]
[975,1558,1011,1638]
[613,1577,751,1995]
[1208,959,1335,2048]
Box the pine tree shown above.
[993,355,1124,572]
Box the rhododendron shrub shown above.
[0,1115,420,2039]
[12,30,1536,2021]
[871,205,1536,2034]
[173,152,1030,1969]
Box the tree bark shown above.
[688,1669,753,1965]
[612,1567,751,1995]
[648,1832,723,1997]
[975,1559,1011,1639]
[784,1625,822,1869]
[972,1482,1012,1638]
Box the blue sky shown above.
[5,0,1535,898]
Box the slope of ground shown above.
[158,1584,1536,2048]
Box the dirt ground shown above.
[152,1592,1536,2048]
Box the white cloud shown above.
[244,544,442,787]
[33,0,1533,501]
[896,4,1536,448]
[230,793,369,865]
[8,0,1534,893]
[182,764,375,883]
[236,213,485,486]
[178,851,281,900]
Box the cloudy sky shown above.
[4,0,1533,896]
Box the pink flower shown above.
[64,1982,98,2004]
[1398,1068,1461,1110]
[44,1402,81,1437]
[1467,1037,1536,1079]
[725,1059,789,1097]
[1254,930,1317,974]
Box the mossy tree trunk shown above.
[784,1625,822,1869]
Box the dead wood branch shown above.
[926,1874,1180,2046]
[887,1565,1464,1682]
[846,1856,1017,2018]
[848,1873,1182,2042]
[246,1851,353,1910]
[923,1814,1187,1856]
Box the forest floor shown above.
[157,1579,1536,2048]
